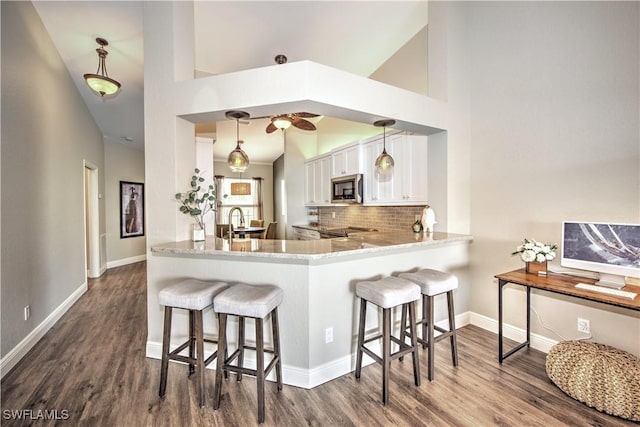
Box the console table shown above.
[495,269,640,363]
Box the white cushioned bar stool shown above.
[213,284,283,424]
[158,279,230,407]
[355,276,421,405]
[399,269,459,381]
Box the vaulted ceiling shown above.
[33,1,428,160]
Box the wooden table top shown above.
[495,269,640,311]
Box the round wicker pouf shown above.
[546,340,640,421]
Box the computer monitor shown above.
[561,221,640,288]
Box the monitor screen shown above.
[561,221,640,287]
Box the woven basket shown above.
[546,341,640,421]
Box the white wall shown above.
[1,2,105,361]
[370,26,428,96]
[459,2,640,354]
[104,140,146,266]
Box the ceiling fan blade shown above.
[292,117,316,131]
[295,112,320,118]
[266,122,278,133]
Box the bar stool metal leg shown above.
[237,317,245,382]
[447,291,459,367]
[159,306,172,398]
[256,318,265,423]
[408,300,421,386]
[213,313,227,410]
[355,299,367,379]
[188,310,196,376]
[382,308,391,404]
[194,310,206,407]
[271,309,283,390]
[427,295,435,381]
[422,295,428,349]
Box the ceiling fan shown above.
[265,112,320,133]
[262,55,320,133]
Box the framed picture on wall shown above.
[120,181,144,238]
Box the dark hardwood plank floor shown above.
[1,261,635,426]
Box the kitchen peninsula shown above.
[149,232,472,389]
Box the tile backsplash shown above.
[317,205,427,232]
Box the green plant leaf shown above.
[194,168,200,174]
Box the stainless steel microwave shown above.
[331,174,363,204]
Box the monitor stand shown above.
[595,273,626,289]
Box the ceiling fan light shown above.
[228,141,250,173]
[273,117,292,130]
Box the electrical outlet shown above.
[577,317,590,334]
[24,305,31,321]
[325,327,333,343]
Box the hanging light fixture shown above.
[83,38,121,97]
[373,119,396,176]
[225,110,250,173]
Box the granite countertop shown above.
[151,231,473,263]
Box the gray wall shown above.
[104,140,145,264]
[1,2,106,357]
[459,2,640,354]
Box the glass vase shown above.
[191,224,205,242]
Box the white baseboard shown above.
[106,254,146,269]
[0,281,88,379]
[145,311,472,389]
[469,312,557,354]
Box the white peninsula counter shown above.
[148,232,472,389]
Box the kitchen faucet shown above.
[227,206,245,247]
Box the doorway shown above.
[84,161,101,278]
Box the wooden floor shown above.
[2,261,634,426]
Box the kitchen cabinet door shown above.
[332,142,361,177]
[362,133,428,205]
[304,155,332,206]
[304,161,317,205]
[318,155,332,204]
[362,137,393,203]
[404,135,428,203]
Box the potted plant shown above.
[512,238,557,274]
[175,168,216,241]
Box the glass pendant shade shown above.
[373,119,396,176]
[84,74,120,96]
[375,149,395,176]
[273,116,292,130]
[225,110,251,173]
[83,38,121,97]
[228,141,249,173]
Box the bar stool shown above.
[355,276,421,405]
[213,283,283,424]
[158,279,230,407]
[399,269,459,381]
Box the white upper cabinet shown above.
[331,142,361,177]
[304,154,332,206]
[362,133,428,205]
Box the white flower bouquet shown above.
[512,238,557,263]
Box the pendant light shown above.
[83,38,121,97]
[373,119,396,176]
[226,111,250,173]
